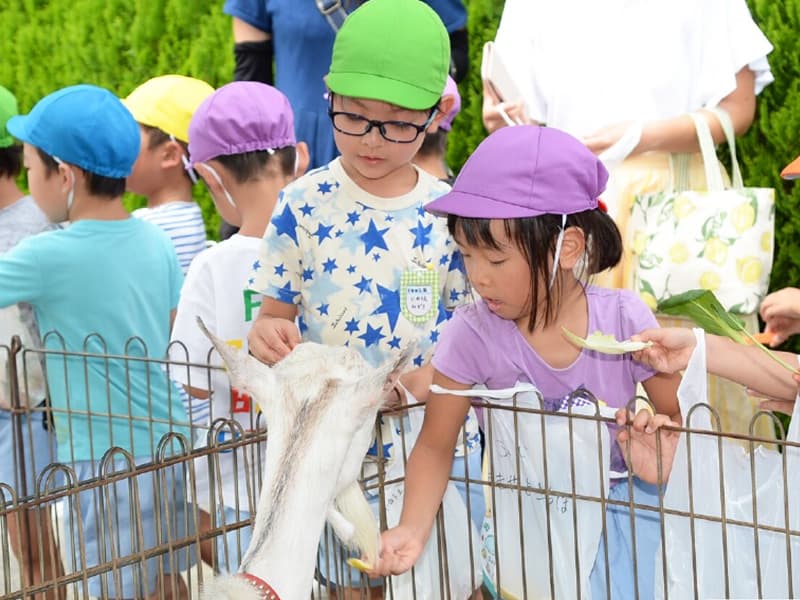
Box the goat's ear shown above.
[195,317,278,395]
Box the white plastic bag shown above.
[438,384,612,600]
[383,400,482,599]
[655,330,800,598]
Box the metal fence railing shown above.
[0,334,798,599]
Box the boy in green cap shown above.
[0,84,64,600]
[246,0,482,596]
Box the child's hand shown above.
[631,328,697,374]
[367,525,426,577]
[247,316,300,365]
[759,287,800,346]
[481,80,529,132]
[616,408,679,485]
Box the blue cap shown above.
[6,84,140,178]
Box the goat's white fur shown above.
[196,318,408,600]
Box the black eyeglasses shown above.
[328,101,439,144]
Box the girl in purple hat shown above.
[371,125,681,600]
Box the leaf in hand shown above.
[657,289,797,374]
[561,327,652,355]
[657,289,748,343]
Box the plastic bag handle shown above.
[429,384,619,419]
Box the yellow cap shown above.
[122,75,214,143]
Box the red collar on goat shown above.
[239,573,281,599]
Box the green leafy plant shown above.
[658,289,797,374]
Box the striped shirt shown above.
[133,202,206,274]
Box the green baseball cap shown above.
[326,0,450,110]
[0,85,19,148]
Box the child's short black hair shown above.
[0,144,22,179]
[214,146,296,183]
[448,209,622,332]
[417,129,448,158]
[141,124,197,184]
[36,147,126,198]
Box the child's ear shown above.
[160,139,185,169]
[558,226,586,269]
[294,142,310,179]
[427,95,455,134]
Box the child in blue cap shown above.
[371,125,681,600]
[3,84,191,599]
[0,83,63,599]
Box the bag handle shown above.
[688,109,745,192]
[707,106,745,189]
[688,112,725,192]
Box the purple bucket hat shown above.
[188,81,296,168]
[425,125,608,218]
[439,76,461,132]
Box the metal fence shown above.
[1,335,799,599]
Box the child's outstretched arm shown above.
[634,328,799,407]
[369,370,472,576]
[247,298,299,365]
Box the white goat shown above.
[197,318,409,600]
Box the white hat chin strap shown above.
[53,156,76,213]
[201,162,236,208]
[169,135,198,184]
[549,214,568,290]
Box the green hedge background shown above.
[1,0,799,345]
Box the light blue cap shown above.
[6,84,140,178]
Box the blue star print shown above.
[347,264,357,274]
[298,315,308,333]
[410,221,433,250]
[317,303,329,316]
[360,219,390,255]
[372,284,401,332]
[354,276,372,295]
[346,210,360,225]
[313,223,334,244]
[276,281,300,304]
[322,257,338,274]
[388,336,402,349]
[449,250,464,272]
[429,330,439,343]
[271,203,298,243]
[299,203,314,217]
[372,252,381,262]
[302,268,314,281]
[274,263,287,277]
[439,254,449,266]
[252,259,261,271]
[318,181,333,194]
[358,324,386,347]
[436,300,450,325]
[449,288,460,302]
[413,354,424,367]
[344,317,360,334]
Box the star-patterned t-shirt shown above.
[249,157,468,368]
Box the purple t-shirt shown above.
[432,285,657,409]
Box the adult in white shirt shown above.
[482,0,773,440]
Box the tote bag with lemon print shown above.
[629,108,774,314]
